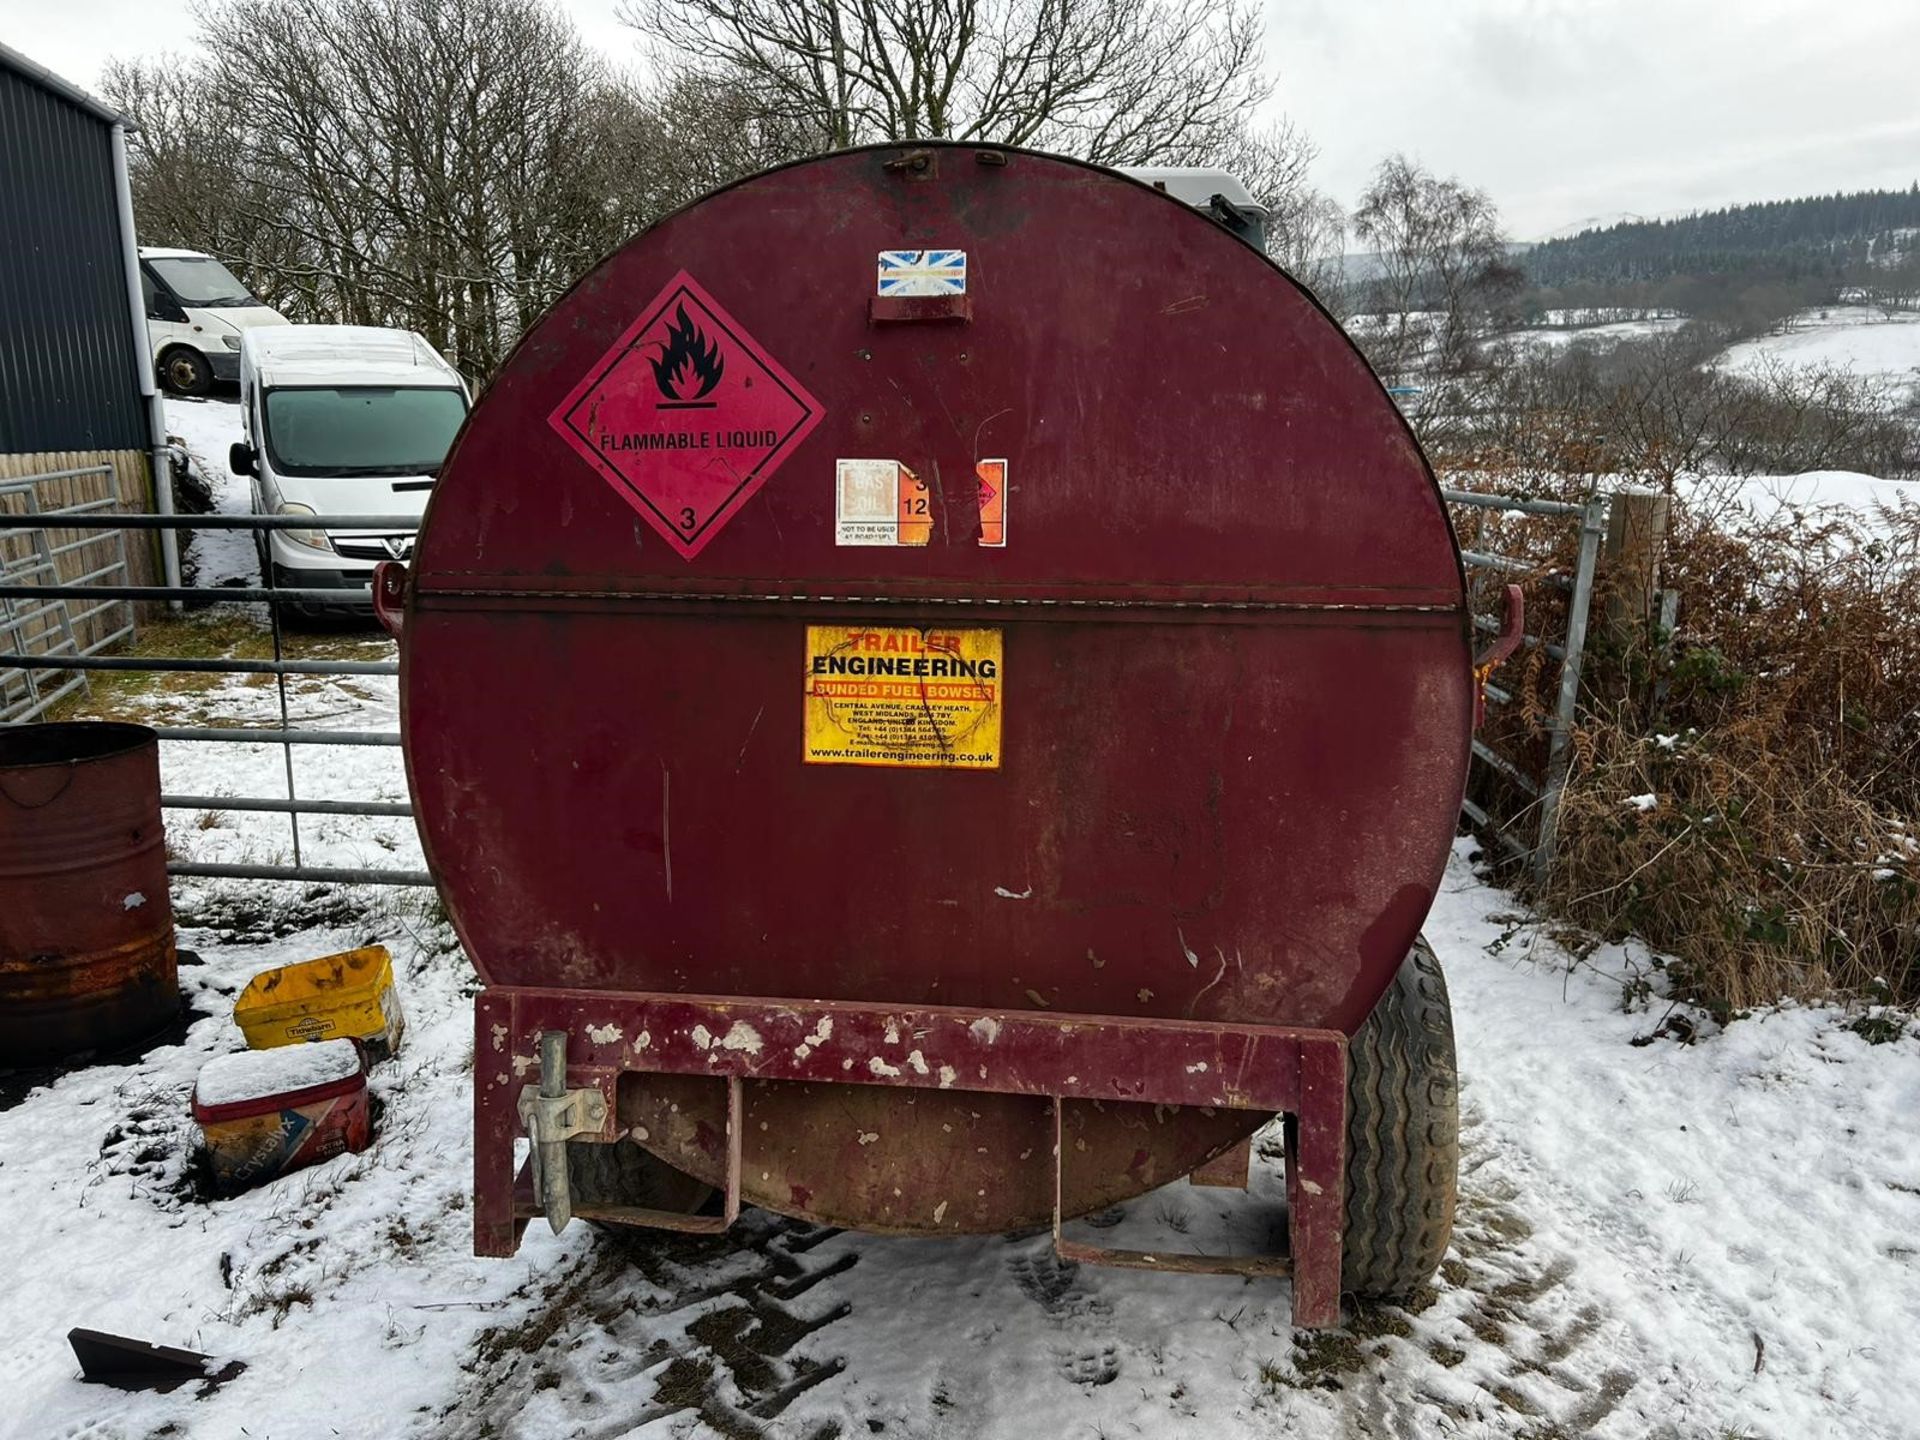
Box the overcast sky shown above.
[5,0,1917,239]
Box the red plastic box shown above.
[191,1040,371,1193]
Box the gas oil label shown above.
[803,626,1002,769]
[835,459,1006,547]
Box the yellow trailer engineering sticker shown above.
[804,626,1002,769]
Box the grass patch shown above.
[1290,1330,1365,1387]
[44,610,391,722]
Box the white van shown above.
[138,247,289,394]
[1116,166,1270,251]
[229,325,469,613]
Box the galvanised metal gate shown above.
[0,508,430,887]
[1443,486,1608,886]
[0,465,134,721]
[4,496,1611,893]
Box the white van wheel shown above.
[160,348,212,396]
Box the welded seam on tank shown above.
[411,587,1460,614]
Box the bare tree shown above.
[111,0,750,376]
[1352,154,1508,380]
[102,57,321,314]
[1184,118,1346,304]
[622,0,1268,164]
[112,0,1306,378]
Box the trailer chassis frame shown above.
[475,986,1348,1328]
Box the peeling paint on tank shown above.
[511,1054,536,1076]
[905,1050,930,1075]
[716,1020,763,1055]
[690,1024,714,1050]
[868,1056,902,1078]
[933,1200,949,1223]
[490,1024,508,1051]
[857,1131,879,1146]
[883,1019,901,1045]
[937,1065,957,1089]
[792,1016,833,1060]
[587,1022,623,1044]
[969,1016,1001,1045]
[635,1030,651,1050]
[1186,1061,1210,1074]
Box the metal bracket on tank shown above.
[370,560,407,640]
[474,990,1350,1327]
[1048,1027,1347,1326]
[517,1030,608,1235]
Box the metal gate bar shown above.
[0,507,422,887]
[0,467,133,722]
[1441,486,1608,885]
[4,495,1614,893]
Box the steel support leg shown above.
[1287,1038,1347,1328]
[474,990,523,1257]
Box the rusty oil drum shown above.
[0,723,178,1065]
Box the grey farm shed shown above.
[0,41,171,718]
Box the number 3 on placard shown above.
[679,507,697,531]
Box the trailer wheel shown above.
[565,1138,714,1217]
[1341,936,1458,1299]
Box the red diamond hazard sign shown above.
[549,271,822,560]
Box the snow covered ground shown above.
[5,399,1920,1440]
[8,839,1918,1440]
[166,395,274,593]
[1718,306,1920,401]
[1493,316,1691,353]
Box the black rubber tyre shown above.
[266,564,312,631]
[565,1138,714,1217]
[1342,936,1459,1299]
[160,347,213,396]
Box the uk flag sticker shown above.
[877,250,967,297]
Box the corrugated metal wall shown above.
[0,63,147,456]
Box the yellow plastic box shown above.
[234,945,405,1062]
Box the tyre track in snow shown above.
[423,1211,856,1440]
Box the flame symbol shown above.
[649,303,725,402]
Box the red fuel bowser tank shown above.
[380,144,1506,1328]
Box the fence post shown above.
[1532,494,1609,890]
[1601,485,1670,655]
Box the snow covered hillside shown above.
[3,398,1918,1440]
[1718,306,1920,401]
